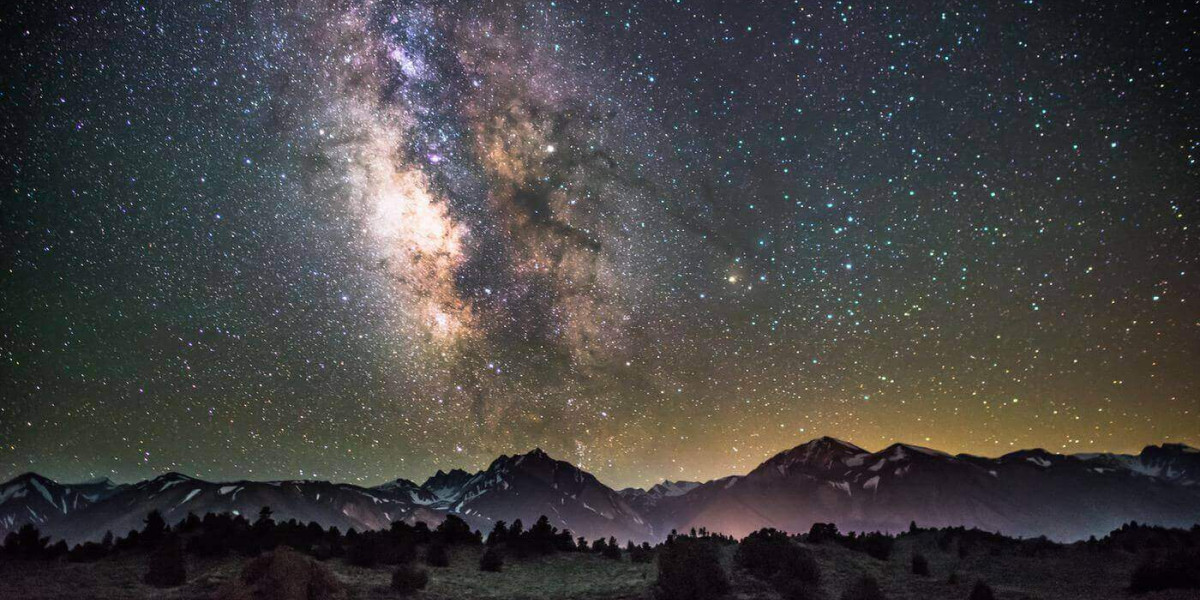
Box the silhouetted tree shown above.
[435,514,476,545]
[603,536,622,560]
[526,516,558,555]
[142,510,168,546]
[480,547,504,572]
[630,542,655,564]
[808,523,840,544]
[736,528,822,599]
[655,537,728,600]
[4,524,50,559]
[487,521,509,546]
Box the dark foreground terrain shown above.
[3,524,1199,600]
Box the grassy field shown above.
[1,535,1197,599]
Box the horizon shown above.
[7,435,1196,491]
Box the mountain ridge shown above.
[4,439,1198,545]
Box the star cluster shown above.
[2,0,1197,489]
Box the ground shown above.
[1,536,1197,599]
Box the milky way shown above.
[2,0,1197,489]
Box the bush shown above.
[911,552,930,576]
[840,575,886,600]
[1129,550,1200,593]
[391,565,429,595]
[736,528,820,586]
[216,546,345,600]
[860,534,894,561]
[144,537,186,588]
[656,537,729,600]
[425,542,450,567]
[480,547,504,572]
[737,528,790,579]
[967,581,995,600]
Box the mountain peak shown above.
[883,442,953,459]
[1143,443,1198,455]
[804,436,867,451]
[150,471,200,485]
[7,472,54,485]
[790,436,867,457]
[760,436,869,474]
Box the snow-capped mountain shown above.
[619,480,701,514]
[647,438,1200,541]
[420,469,474,501]
[436,449,654,542]
[27,472,446,544]
[371,478,440,505]
[1076,443,1200,486]
[4,439,1198,545]
[0,473,125,538]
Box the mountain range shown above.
[3,438,1198,545]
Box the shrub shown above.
[391,565,429,595]
[656,537,729,600]
[808,523,840,544]
[737,528,791,579]
[736,528,820,586]
[840,575,886,600]
[967,581,995,600]
[215,546,345,600]
[425,542,450,567]
[144,537,186,588]
[1129,550,1200,593]
[480,547,504,572]
[860,534,894,561]
[911,552,930,576]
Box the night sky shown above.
[2,0,1197,490]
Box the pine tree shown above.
[487,521,509,546]
[142,510,168,546]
